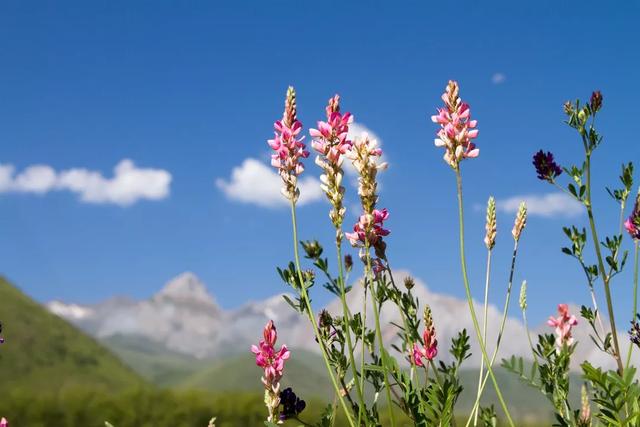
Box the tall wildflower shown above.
[251,320,291,423]
[625,191,640,240]
[411,305,438,366]
[547,304,578,350]
[310,95,353,237]
[345,135,389,262]
[431,80,479,169]
[268,86,309,203]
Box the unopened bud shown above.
[484,196,497,250]
[590,90,602,113]
[404,276,415,290]
[519,280,527,311]
[344,254,353,272]
[512,202,527,241]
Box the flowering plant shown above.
[240,85,640,427]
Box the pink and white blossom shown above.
[547,303,578,349]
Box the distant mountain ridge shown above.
[0,276,142,392]
[47,271,637,370]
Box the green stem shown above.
[455,170,515,427]
[358,281,368,427]
[290,202,356,427]
[466,240,519,426]
[366,251,397,426]
[584,154,624,374]
[522,310,538,365]
[473,250,492,426]
[626,241,639,370]
[336,242,367,419]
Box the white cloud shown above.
[216,158,323,208]
[491,72,506,84]
[496,192,583,218]
[0,159,171,206]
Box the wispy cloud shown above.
[216,158,322,208]
[491,72,506,84]
[496,192,583,218]
[0,159,172,206]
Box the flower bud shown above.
[484,197,497,250]
[519,280,527,311]
[404,276,415,290]
[344,254,353,272]
[590,90,603,113]
[512,202,527,241]
[423,305,434,330]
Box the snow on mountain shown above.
[46,270,638,369]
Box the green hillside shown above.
[0,276,143,392]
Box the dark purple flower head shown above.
[590,90,603,113]
[630,318,640,348]
[279,387,306,421]
[533,150,563,182]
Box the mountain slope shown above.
[0,276,142,392]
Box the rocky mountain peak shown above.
[153,272,217,307]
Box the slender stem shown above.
[473,250,492,426]
[584,154,624,373]
[336,242,367,417]
[522,310,538,365]
[454,170,515,427]
[359,280,368,425]
[366,251,397,426]
[626,241,639,369]
[466,240,519,426]
[290,202,356,427]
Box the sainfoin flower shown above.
[345,209,390,249]
[268,86,310,203]
[431,80,479,169]
[532,150,563,182]
[251,320,290,422]
[547,304,578,349]
[310,95,353,231]
[0,417,7,427]
[625,192,640,240]
[412,306,438,366]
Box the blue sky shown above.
[1,1,639,324]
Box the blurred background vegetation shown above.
[0,277,565,426]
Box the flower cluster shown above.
[625,192,640,240]
[268,86,310,203]
[0,418,7,427]
[311,95,353,232]
[251,320,291,422]
[547,304,578,350]
[431,80,479,169]
[532,150,563,182]
[346,135,390,267]
[412,306,438,366]
[279,387,306,421]
[345,209,390,250]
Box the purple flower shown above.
[279,387,306,421]
[533,150,562,182]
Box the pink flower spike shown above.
[0,418,7,427]
[431,80,480,169]
[548,303,578,350]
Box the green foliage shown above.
[0,276,142,392]
[581,363,640,426]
